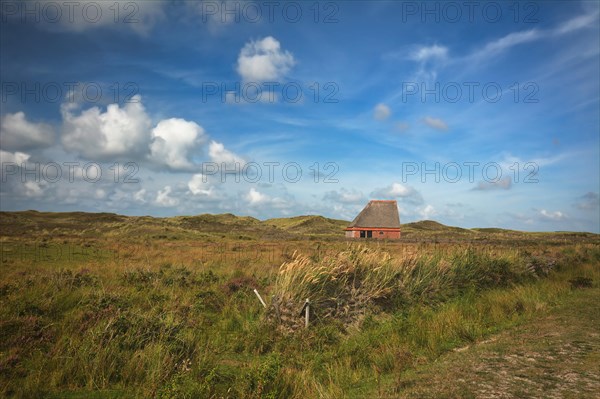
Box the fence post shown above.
[299,299,311,328]
[305,299,310,329]
[253,289,267,308]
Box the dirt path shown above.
[388,288,600,398]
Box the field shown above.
[0,211,598,398]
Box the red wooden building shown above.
[345,200,401,239]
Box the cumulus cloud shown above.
[61,95,152,160]
[0,149,31,164]
[473,176,512,191]
[208,141,245,165]
[188,174,217,197]
[155,186,179,207]
[422,116,448,131]
[539,209,566,221]
[60,96,240,171]
[149,118,205,170]
[236,36,295,82]
[23,181,45,197]
[371,182,424,205]
[134,189,147,203]
[94,188,107,199]
[1,170,48,198]
[373,103,391,121]
[419,204,437,220]
[0,112,55,151]
[323,188,365,204]
[246,187,269,205]
[574,192,599,211]
[243,187,293,211]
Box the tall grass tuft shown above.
[271,245,537,330]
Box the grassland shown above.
[0,211,598,398]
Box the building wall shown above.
[345,229,401,239]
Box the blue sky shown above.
[0,0,598,232]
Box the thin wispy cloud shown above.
[373,103,391,121]
[422,116,448,131]
[473,176,512,191]
[574,192,600,211]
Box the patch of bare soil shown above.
[390,288,600,398]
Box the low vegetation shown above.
[0,211,598,398]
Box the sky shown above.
[0,0,599,232]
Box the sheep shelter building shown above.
[345,200,401,239]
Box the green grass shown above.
[0,211,598,398]
[374,279,600,398]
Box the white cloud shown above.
[371,183,424,205]
[149,118,205,170]
[61,96,241,171]
[243,187,294,213]
[387,183,412,197]
[23,181,45,198]
[468,9,598,63]
[0,149,31,164]
[323,188,365,204]
[498,153,565,170]
[400,8,598,82]
[134,188,147,203]
[94,189,106,199]
[208,141,245,165]
[409,44,448,62]
[0,112,55,151]
[155,186,179,207]
[473,176,512,191]
[270,196,293,210]
[407,44,449,81]
[422,116,448,131]
[555,8,599,35]
[539,209,566,221]
[236,36,295,82]
[20,1,166,35]
[61,95,152,160]
[373,103,391,121]
[419,204,437,220]
[188,174,216,197]
[475,30,541,60]
[246,187,269,205]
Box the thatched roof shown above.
[347,200,400,229]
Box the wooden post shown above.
[304,299,310,329]
[299,299,310,329]
[253,289,266,308]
